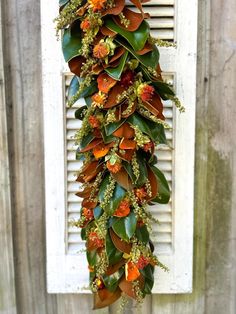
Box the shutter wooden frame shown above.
[42,0,197,293]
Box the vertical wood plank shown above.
[0,3,17,314]
[205,0,236,313]
[109,296,152,314]
[57,294,109,314]
[1,0,58,313]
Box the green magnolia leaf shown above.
[89,271,96,285]
[152,81,175,100]
[75,106,87,120]
[151,166,170,204]
[76,148,85,161]
[140,265,154,294]
[68,76,79,99]
[136,151,148,186]
[79,132,95,150]
[105,119,126,136]
[106,184,127,215]
[115,38,159,69]
[135,225,149,244]
[102,269,124,292]
[85,96,92,107]
[79,80,98,98]
[112,212,137,242]
[98,175,110,202]
[123,162,136,184]
[59,0,69,7]
[123,153,148,187]
[106,232,123,265]
[106,19,149,51]
[86,249,97,267]
[99,176,126,215]
[62,24,82,62]
[108,216,116,228]
[140,65,175,100]
[101,128,117,144]
[148,154,158,166]
[105,51,129,80]
[68,76,98,102]
[128,113,167,144]
[81,228,86,241]
[94,206,103,220]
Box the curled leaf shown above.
[68,56,85,76]
[109,229,132,254]
[113,7,149,32]
[119,274,144,298]
[93,288,121,309]
[112,167,133,191]
[103,84,126,109]
[102,0,125,16]
[106,18,150,51]
[119,138,136,150]
[112,122,135,138]
[97,72,117,94]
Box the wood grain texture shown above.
[0,3,17,314]
[1,0,236,313]
[1,0,58,313]
[205,0,236,313]
[152,0,236,313]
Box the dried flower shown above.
[143,141,154,152]
[138,83,155,102]
[92,92,107,107]
[88,0,107,12]
[121,70,135,87]
[93,42,110,59]
[88,231,104,248]
[135,187,148,200]
[81,18,91,31]
[94,277,105,289]
[88,115,100,128]
[137,219,145,227]
[136,255,149,269]
[83,207,94,220]
[113,199,130,217]
[106,160,122,173]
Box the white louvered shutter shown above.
[42,0,197,293]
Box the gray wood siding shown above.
[1,0,236,313]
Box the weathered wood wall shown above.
[1,0,236,313]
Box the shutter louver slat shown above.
[127,0,175,41]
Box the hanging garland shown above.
[56,0,183,309]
